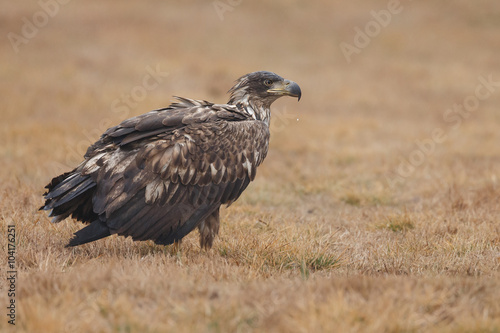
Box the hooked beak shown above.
[267,79,302,101]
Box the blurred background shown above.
[2,1,500,331]
[2,0,499,187]
[2,0,500,225]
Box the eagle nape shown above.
[41,71,301,250]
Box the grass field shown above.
[1,0,500,332]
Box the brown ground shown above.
[1,0,499,332]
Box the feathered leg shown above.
[198,208,220,250]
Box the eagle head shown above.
[228,71,301,110]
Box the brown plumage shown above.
[41,71,301,249]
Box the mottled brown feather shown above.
[41,71,300,248]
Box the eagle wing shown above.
[44,98,269,245]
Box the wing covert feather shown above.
[77,100,269,244]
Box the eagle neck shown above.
[237,101,271,126]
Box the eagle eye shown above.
[264,79,273,87]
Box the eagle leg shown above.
[198,207,220,250]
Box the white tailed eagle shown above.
[41,71,301,249]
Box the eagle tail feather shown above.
[41,172,97,223]
[66,220,111,247]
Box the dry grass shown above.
[1,0,500,332]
